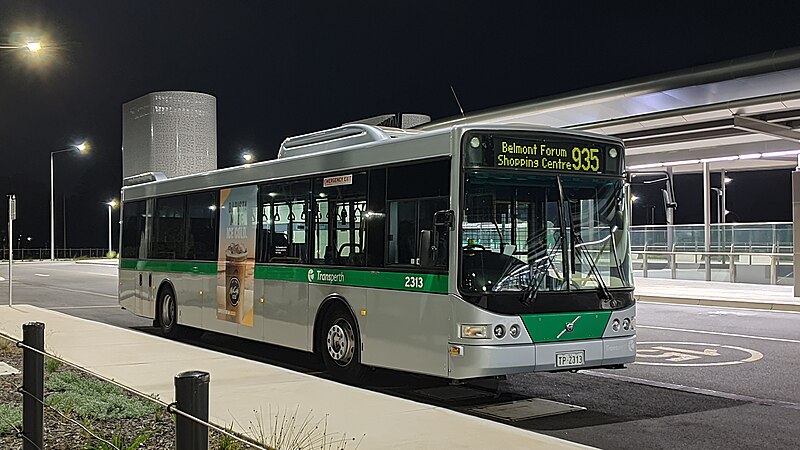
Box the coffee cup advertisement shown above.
[216,186,257,326]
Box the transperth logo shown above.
[307,269,315,282]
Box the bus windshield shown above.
[460,171,633,304]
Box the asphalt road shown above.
[2,261,798,449]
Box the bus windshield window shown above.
[461,172,632,295]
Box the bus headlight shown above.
[509,324,521,338]
[461,325,490,339]
[494,325,506,339]
[622,318,631,330]
[611,319,620,332]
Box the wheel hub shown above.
[326,320,354,366]
[161,294,174,328]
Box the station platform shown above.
[634,277,800,312]
[0,304,589,450]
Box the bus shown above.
[119,123,635,381]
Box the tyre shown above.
[321,305,367,382]
[157,286,182,339]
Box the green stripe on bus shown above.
[521,310,612,343]
[119,259,217,275]
[254,265,448,294]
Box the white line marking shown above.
[49,305,120,310]
[34,267,117,277]
[34,273,50,277]
[638,325,800,344]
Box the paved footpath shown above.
[634,277,800,312]
[0,304,590,450]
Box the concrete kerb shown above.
[637,295,800,313]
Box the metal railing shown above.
[0,248,111,261]
[633,248,793,285]
[631,222,793,254]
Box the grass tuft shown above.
[46,371,158,420]
[45,356,62,374]
[83,428,153,450]
[0,403,23,435]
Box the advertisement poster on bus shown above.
[217,185,258,326]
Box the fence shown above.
[0,248,110,261]
[0,322,272,450]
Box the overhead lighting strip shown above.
[627,149,800,170]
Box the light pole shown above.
[51,142,89,260]
[105,200,118,255]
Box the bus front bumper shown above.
[447,335,636,380]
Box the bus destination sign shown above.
[495,138,605,173]
[465,134,620,174]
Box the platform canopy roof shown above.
[422,48,800,173]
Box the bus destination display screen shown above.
[464,134,622,175]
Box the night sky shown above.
[3,1,800,249]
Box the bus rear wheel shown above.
[158,286,181,339]
[321,306,366,382]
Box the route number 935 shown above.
[571,147,600,172]
[404,276,424,289]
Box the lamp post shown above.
[105,200,118,255]
[51,142,88,260]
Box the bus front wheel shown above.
[321,306,366,382]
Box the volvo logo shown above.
[557,316,581,339]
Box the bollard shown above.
[21,322,44,450]
[174,370,209,450]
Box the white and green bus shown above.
[119,123,635,381]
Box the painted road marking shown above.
[638,346,719,362]
[29,267,117,277]
[584,370,800,411]
[49,305,120,310]
[638,325,800,344]
[635,341,762,367]
[34,273,50,277]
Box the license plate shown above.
[556,351,585,368]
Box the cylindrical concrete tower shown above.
[122,91,217,179]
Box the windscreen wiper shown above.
[520,233,562,305]
[565,198,613,300]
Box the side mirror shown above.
[433,210,454,229]
[419,230,434,267]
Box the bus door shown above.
[257,181,311,349]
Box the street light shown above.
[105,200,118,255]
[0,41,42,52]
[51,141,89,260]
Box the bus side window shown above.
[386,160,450,268]
[258,180,311,264]
[121,200,148,259]
[312,172,367,266]
[186,191,218,261]
[152,195,186,260]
